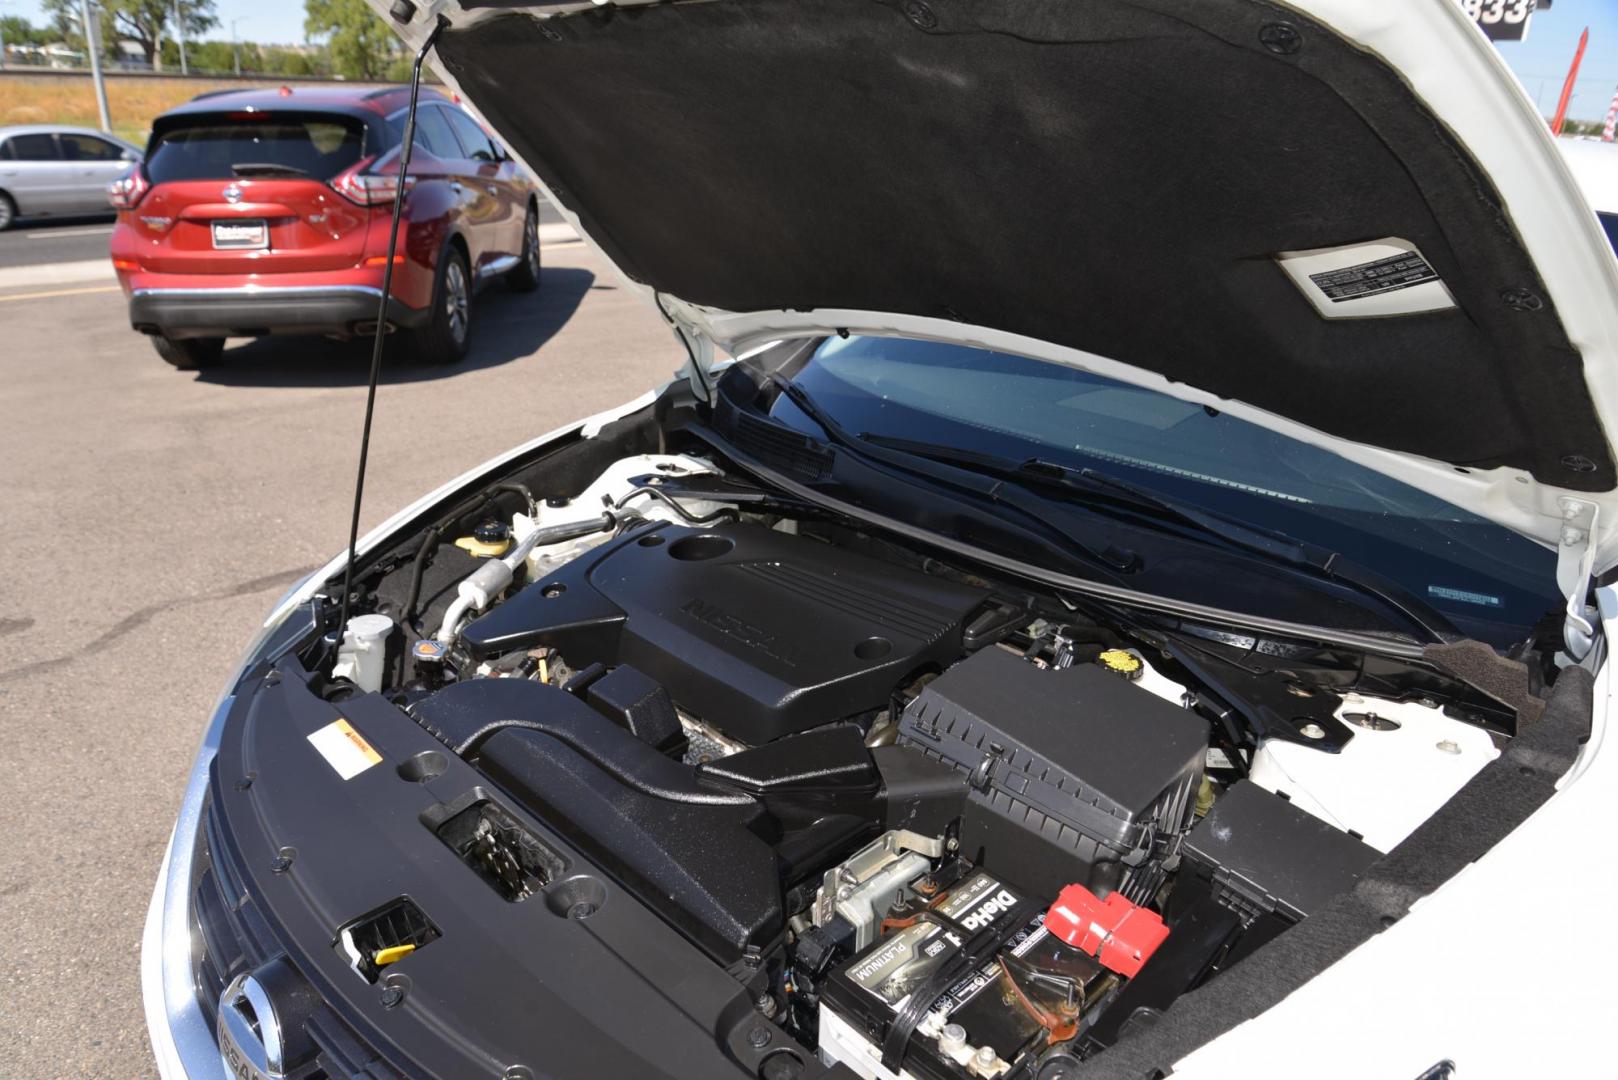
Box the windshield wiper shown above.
[230,162,310,177]
[765,377,1139,576]
[857,433,1460,645]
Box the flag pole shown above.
[1550,27,1589,135]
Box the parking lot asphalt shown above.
[0,239,676,1076]
[0,216,118,269]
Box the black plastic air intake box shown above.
[898,647,1204,902]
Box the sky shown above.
[6,0,309,47]
[1493,0,1618,119]
[5,0,1618,118]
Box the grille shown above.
[718,402,833,479]
[190,797,409,1080]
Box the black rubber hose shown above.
[401,525,446,631]
[489,481,537,514]
[613,485,739,525]
[400,484,537,629]
[412,679,754,806]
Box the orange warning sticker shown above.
[307,718,383,780]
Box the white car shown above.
[143,2,1618,1079]
[1559,137,1618,253]
[0,124,143,229]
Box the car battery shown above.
[819,869,1111,1080]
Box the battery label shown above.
[932,911,1050,1015]
[841,871,1027,1014]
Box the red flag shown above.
[1551,27,1589,135]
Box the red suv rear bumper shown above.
[113,253,435,342]
[126,281,428,340]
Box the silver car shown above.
[0,124,143,230]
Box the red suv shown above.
[108,86,543,369]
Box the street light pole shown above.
[174,0,188,75]
[229,16,246,77]
[81,0,112,132]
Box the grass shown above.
[0,73,374,146]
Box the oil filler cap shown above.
[1044,883,1168,978]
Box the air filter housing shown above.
[898,647,1205,901]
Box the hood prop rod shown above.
[330,14,449,662]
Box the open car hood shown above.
[375,0,1618,581]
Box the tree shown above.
[304,0,400,81]
[187,38,253,74]
[1560,119,1608,138]
[1,15,55,48]
[39,0,95,51]
[108,0,217,71]
[38,0,84,43]
[41,0,215,69]
[262,48,318,78]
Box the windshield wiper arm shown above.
[858,435,1266,533]
[857,434,1459,644]
[765,378,1138,576]
[230,162,310,177]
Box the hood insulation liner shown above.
[440,0,1614,490]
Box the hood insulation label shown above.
[308,718,383,780]
[1308,251,1438,301]
[1276,238,1457,319]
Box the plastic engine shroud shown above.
[460,522,989,744]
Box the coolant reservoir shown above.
[455,520,513,559]
[332,613,395,694]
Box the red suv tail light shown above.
[108,168,150,210]
[331,158,416,206]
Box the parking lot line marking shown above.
[0,284,121,303]
[25,226,115,239]
[540,240,584,251]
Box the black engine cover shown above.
[461,522,986,743]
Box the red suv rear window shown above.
[146,114,366,183]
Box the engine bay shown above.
[302,443,1546,1079]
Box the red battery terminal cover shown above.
[1044,883,1169,978]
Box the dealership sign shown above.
[1458,0,1549,42]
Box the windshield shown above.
[145,114,366,183]
[771,336,1559,646]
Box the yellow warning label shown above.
[307,718,383,780]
